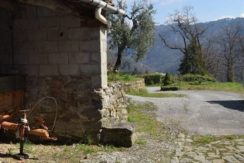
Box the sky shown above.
[128,0,244,24]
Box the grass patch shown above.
[127,89,184,98]
[135,139,147,145]
[193,135,244,145]
[108,72,141,82]
[127,102,166,139]
[10,143,122,162]
[193,135,217,145]
[176,81,244,94]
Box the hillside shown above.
[142,17,244,74]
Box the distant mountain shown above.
[142,17,244,74]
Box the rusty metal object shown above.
[29,129,57,141]
[0,108,57,160]
[0,114,11,122]
[28,116,57,141]
[0,121,18,130]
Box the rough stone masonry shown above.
[0,2,132,146]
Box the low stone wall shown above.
[122,79,145,92]
[99,82,134,147]
[99,82,128,126]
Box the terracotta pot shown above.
[1,121,18,130]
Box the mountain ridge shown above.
[141,17,244,74]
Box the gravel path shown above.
[127,87,244,135]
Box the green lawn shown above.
[175,82,244,94]
[108,72,141,82]
[127,102,166,139]
[127,89,184,98]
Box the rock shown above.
[100,122,134,147]
[171,157,179,163]
[185,139,193,143]
[236,146,244,152]
[193,154,206,162]
[178,133,185,139]
[223,156,240,163]
[212,159,225,163]
[179,158,193,163]
[207,152,220,159]
[175,148,183,157]
[234,154,244,162]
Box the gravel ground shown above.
[127,87,244,135]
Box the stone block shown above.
[69,52,90,64]
[91,76,102,88]
[14,42,35,55]
[20,5,37,19]
[58,40,79,52]
[15,64,39,76]
[100,122,134,147]
[14,19,39,30]
[80,65,100,75]
[47,28,66,41]
[58,64,79,76]
[39,17,59,29]
[39,65,58,76]
[91,52,100,63]
[25,65,40,76]
[14,54,29,64]
[60,16,81,28]
[42,41,58,53]
[14,29,28,42]
[87,27,100,40]
[29,54,48,64]
[67,28,82,40]
[80,40,100,53]
[49,53,68,64]
[37,7,59,17]
[26,29,47,41]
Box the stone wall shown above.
[99,82,128,126]
[122,79,145,92]
[0,4,108,141]
[0,4,132,146]
[98,82,134,147]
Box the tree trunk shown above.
[226,64,234,82]
[113,47,123,72]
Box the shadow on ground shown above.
[207,100,244,112]
[0,153,38,161]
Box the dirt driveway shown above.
[128,87,244,135]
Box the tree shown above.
[159,7,206,75]
[202,38,223,80]
[109,0,155,72]
[216,24,243,82]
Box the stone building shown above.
[0,0,132,146]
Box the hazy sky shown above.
[129,0,244,24]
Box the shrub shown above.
[161,86,179,91]
[162,73,174,86]
[108,72,140,82]
[144,73,163,85]
[180,74,216,84]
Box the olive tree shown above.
[109,0,155,72]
